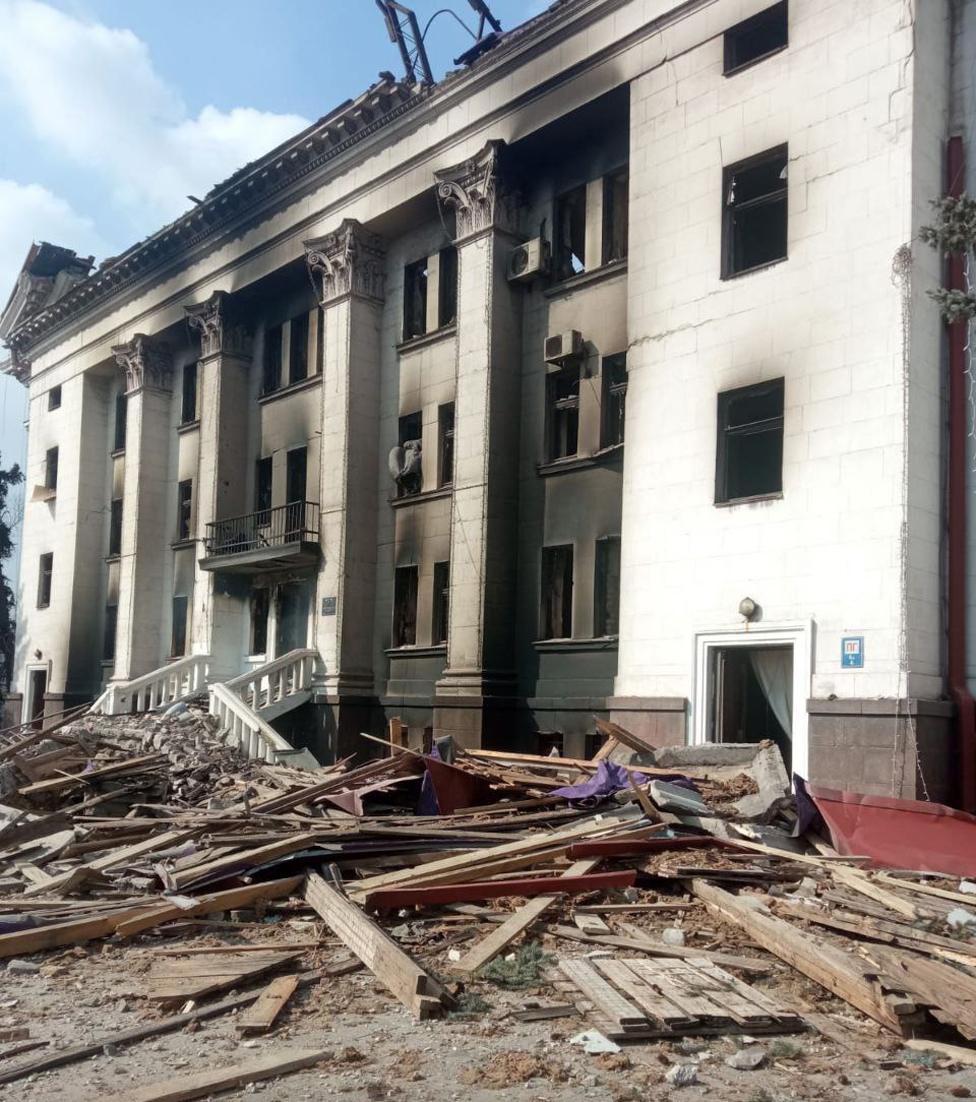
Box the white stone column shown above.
[432,141,523,746]
[184,291,252,677]
[110,335,173,681]
[305,221,385,754]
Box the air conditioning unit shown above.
[544,330,584,367]
[507,237,549,283]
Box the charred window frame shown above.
[48,385,61,411]
[438,403,455,487]
[285,447,308,537]
[37,552,53,609]
[250,587,270,655]
[177,479,193,541]
[602,169,629,265]
[715,378,785,504]
[263,324,283,395]
[554,185,587,281]
[438,247,458,328]
[724,2,788,76]
[722,145,788,279]
[433,560,450,645]
[540,545,573,640]
[396,411,423,497]
[103,603,118,663]
[171,595,189,658]
[601,353,628,448]
[44,446,58,491]
[594,536,622,637]
[114,393,127,453]
[289,312,309,384]
[403,257,429,340]
[547,365,580,461]
[109,498,123,557]
[393,565,419,647]
[180,362,198,424]
[255,456,273,524]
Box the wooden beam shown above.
[171,833,320,890]
[235,974,299,1034]
[96,1048,331,1102]
[548,923,769,973]
[0,903,155,960]
[365,869,635,909]
[304,873,450,1019]
[688,878,918,1035]
[451,858,599,976]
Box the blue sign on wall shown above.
[841,636,864,669]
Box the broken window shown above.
[547,365,580,461]
[722,146,788,278]
[181,362,197,424]
[438,247,458,328]
[554,185,586,280]
[433,560,450,645]
[109,498,123,557]
[285,447,308,537]
[393,565,419,647]
[48,385,61,411]
[594,536,622,637]
[37,552,53,609]
[602,169,629,265]
[250,587,270,655]
[403,257,429,340]
[716,378,785,503]
[171,595,188,657]
[438,403,455,487]
[114,393,127,452]
[289,312,309,384]
[540,545,573,640]
[601,352,628,447]
[177,479,193,541]
[396,412,423,497]
[263,323,283,395]
[255,456,273,524]
[103,603,117,663]
[45,446,58,491]
[724,2,788,75]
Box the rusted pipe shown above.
[945,135,976,812]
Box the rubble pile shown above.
[2,711,976,1096]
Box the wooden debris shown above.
[236,974,300,1033]
[143,950,301,1006]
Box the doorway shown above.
[25,667,47,729]
[711,645,793,773]
[275,579,311,655]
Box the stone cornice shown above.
[184,290,251,358]
[434,139,520,240]
[305,219,386,305]
[112,333,174,394]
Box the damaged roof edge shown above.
[2,0,586,369]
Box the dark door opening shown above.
[285,447,308,540]
[27,668,47,729]
[275,580,311,655]
[711,645,792,773]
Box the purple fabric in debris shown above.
[416,744,443,816]
[791,773,824,839]
[552,761,700,802]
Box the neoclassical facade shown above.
[4,0,976,804]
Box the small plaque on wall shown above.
[321,596,337,616]
[841,636,864,669]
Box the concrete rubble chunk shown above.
[725,1045,767,1070]
[665,1063,699,1087]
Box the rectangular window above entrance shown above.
[722,146,788,278]
[37,552,53,609]
[250,588,269,656]
[171,595,188,657]
[716,378,785,503]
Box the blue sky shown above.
[0,0,545,580]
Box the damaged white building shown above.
[3,0,976,806]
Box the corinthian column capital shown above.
[184,290,250,358]
[304,219,386,306]
[112,333,173,394]
[434,139,520,241]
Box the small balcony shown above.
[200,501,321,574]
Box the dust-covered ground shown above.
[3,919,976,1102]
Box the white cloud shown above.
[0,179,106,308]
[0,0,309,228]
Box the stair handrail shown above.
[223,648,318,712]
[208,681,304,764]
[92,653,214,715]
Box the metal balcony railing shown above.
[204,501,320,557]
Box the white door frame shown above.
[21,661,52,725]
[691,620,813,780]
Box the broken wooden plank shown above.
[144,951,301,1006]
[549,923,769,973]
[558,958,649,1030]
[16,754,166,796]
[364,869,635,909]
[235,974,299,1034]
[453,858,599,975]
[171,834,320,890]
[96,1047,330,1102]
[304,872,450,1018]
[114,875,303,938]
[903,1039,976,1066]
[0,903,156,959]
[688,878,918,1035]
